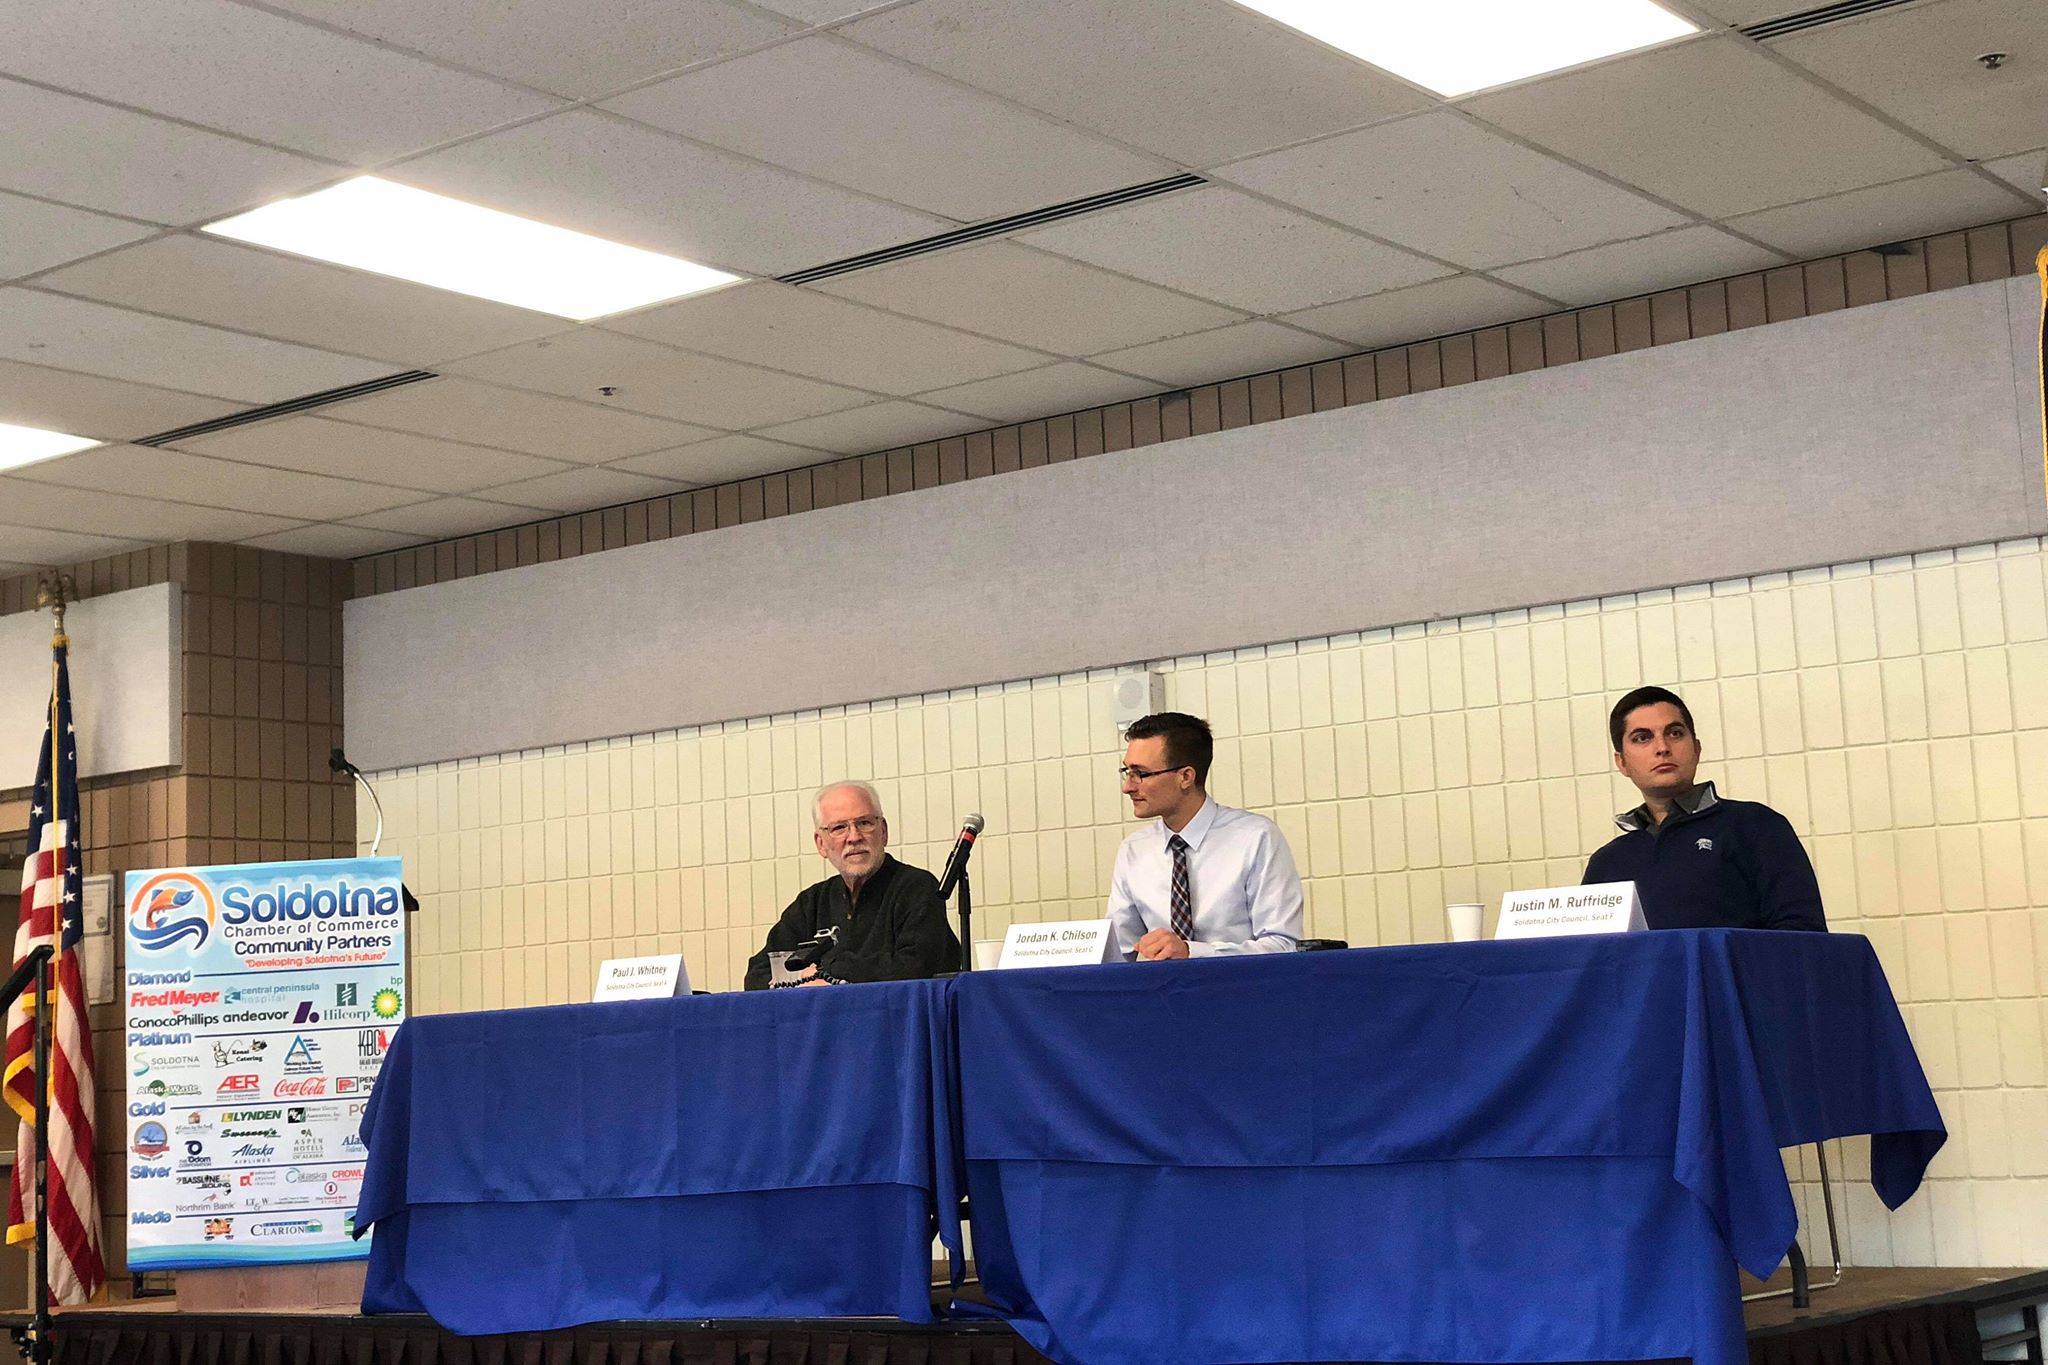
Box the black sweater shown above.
[1582,793,1826,932]
[742,855,961,990]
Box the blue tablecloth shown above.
[953,929,1945,1365]
[353,980,960,1334]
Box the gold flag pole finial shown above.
[33,573,74,647]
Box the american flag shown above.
[3,640,105,1303]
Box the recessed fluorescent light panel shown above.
[0,422,99,472]
[1240,0,1698,97]
[203,177,742,320]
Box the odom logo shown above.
[128,873,217,954]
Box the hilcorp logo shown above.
[127,873,217,954]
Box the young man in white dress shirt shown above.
[1106,711,1304,960]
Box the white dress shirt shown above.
[1106,797,1304,959]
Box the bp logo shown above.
[372,988,402,1020]
[128,873,217,954]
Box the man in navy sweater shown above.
[1582,686,1826,932]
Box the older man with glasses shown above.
[743,780,961,990]
[1106,711,1304,961]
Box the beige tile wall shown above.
[367,535,2048,1269]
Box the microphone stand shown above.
[954,868,973,973]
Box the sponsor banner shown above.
[123,857,406,1270]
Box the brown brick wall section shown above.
[349,213,2048,598]
[1,543,354,1289]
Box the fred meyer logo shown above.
[127,873,218,954]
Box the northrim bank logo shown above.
[128,873,217,953]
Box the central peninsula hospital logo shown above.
[128,873,217,953]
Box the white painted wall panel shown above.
[346,279,2046,772]
[0,582,181,788]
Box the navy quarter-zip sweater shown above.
[1581,783,1826,932]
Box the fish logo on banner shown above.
[128,874,217,953]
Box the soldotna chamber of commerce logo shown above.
[127,873,217,953]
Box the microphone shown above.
[935,813,985,902]
[783,925,840,973]
[331,748,418,914]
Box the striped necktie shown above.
[1168,833,1193,942]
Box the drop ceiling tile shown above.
[0,521,147,565]
[750,0,894,20]
[0,0,559,165]
[320,377,710,462]
[816,242,1243,354]
[445,328,873,429]
[1216,111,1689,270]
[348,496,549,539]
[913,361,1161,424]
[1723,168,2035,259]
[1980,146,2047,198]
[0,360,232,442]
[1089,321,1339,389]
[1279,274,1551,350]
[0,289,392,402]
[1020,185,1449,313]
[241,523,422,558]
[0,77,332,225]
[610,434,826,484]
[1492,225,1785,307]
[0,475,308,541]
[1465,35,1951,219]
[604,36,1166,221]
[842,0,1429,167]
[36,236,569,368]
[0,192,156,282]
[750,400,980,454]
[603,281,1047,393]
[393,109,946,277]
[177,417,572,494]
[481,464,686,513]
[16,444,423,520]
[1774,0,2048,161]
[1682,0,1800,22]
[262,0,799,100]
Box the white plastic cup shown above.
[1446,903,1484,943]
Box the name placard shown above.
[1495,882,1646,939]
[593,953,689,1001]
[996,919,1116,969]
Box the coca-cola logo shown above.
[272,1077,326,1098]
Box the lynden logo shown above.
[128,873,218,953]
[223,1109,282,1123]
[217,1073,260,1095]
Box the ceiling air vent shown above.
[1741,0,1915,41]
[777,173,1207,286]
[134,370,439,448]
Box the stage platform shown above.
[12,1266,2044,1365]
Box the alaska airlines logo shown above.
[128,874,217,954]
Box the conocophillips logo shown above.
[128,873,217,954]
